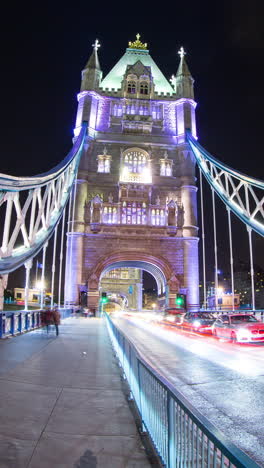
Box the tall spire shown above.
[176,47,191,78]
[81,39,102,91]
[174,46,194,99]
[85,39,101,71]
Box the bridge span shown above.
[0,316,151,468]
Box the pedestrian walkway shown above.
[0,317,151,468]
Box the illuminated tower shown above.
[65,35,199,311]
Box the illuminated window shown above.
[102,206,117,224]
[112,103,122,117]
[160,152,173,176]
[152,104,162,120]
[120,148,151,183]
[97,149,111,173]
[121,201,147,225]
[151,208,165,226]
[121,271,129,279]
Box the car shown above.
[212,313,264,343]
[180,312,216,334]
[164,308,185,323]
[165,307,185,315]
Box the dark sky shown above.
[0,0,263,286]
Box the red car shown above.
[212,313,264,343]
[164,308,185,323]
[180,312,216,334]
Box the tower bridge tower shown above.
[66,35,199,310]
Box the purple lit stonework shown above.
[66,37,199,311]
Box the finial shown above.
[128,33,148,50]
[178,46,186,59]
[92,39,101,51]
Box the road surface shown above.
[113,314,264,466]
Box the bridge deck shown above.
[0,317,150,468]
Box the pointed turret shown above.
[81,39,102,91]
[175,47,194,99]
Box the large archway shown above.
[86,251,180,310]
[100,261,166,295]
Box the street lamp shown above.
[36,281,45,309]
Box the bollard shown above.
[0,313,4,338]
[18,312,22,333]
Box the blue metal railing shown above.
[0,308,72,338]
[105,312,260,468]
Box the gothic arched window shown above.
[140,82,149,95]
[121,201,147,225]
[127,82,136,94]
[97,150,111,173]
[120,148,152,183]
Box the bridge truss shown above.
[187,131,264,310]
[0,122,87,308]
[0,122,263,311]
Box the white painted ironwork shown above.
[199,168,206,308]
[51,225,58,308]
[40,243,48,309]
[211,189,219,309]
[0,122,87,274]
[227,207,235,310]
[58,209,66,308]
[187,131,264,237]
[248,227,255,310]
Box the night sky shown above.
[0,0,264,287]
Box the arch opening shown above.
[99,260,167,312]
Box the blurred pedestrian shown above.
[52,306,61,336]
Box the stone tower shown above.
[65,35,199,310]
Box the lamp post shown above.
[36,281,45,309]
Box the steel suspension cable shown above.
[247,227,255,311]
[24,260,32,311]
[212,189,219,309]
[58,209,66,309]
[40,243,48,309]
[51,225,58,308]
[68,176,78,301]
[226,207,235,311]
[199,168,207,309]
[64,190,73,308]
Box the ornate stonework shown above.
[65,38,199,310]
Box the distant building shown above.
[207,293,240,310]
[14,288,40,305]
[100,268,142,309]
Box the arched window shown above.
[140,82,149,95]
[127,82,136,94]
[97,150,111,173]
[120,148,151,183]
[121,201,147,225]
[160,161,172,176]
[160,152,173,177]
[151,208,165,226]
[102,206,117,224]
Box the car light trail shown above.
[114,313,264,378]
